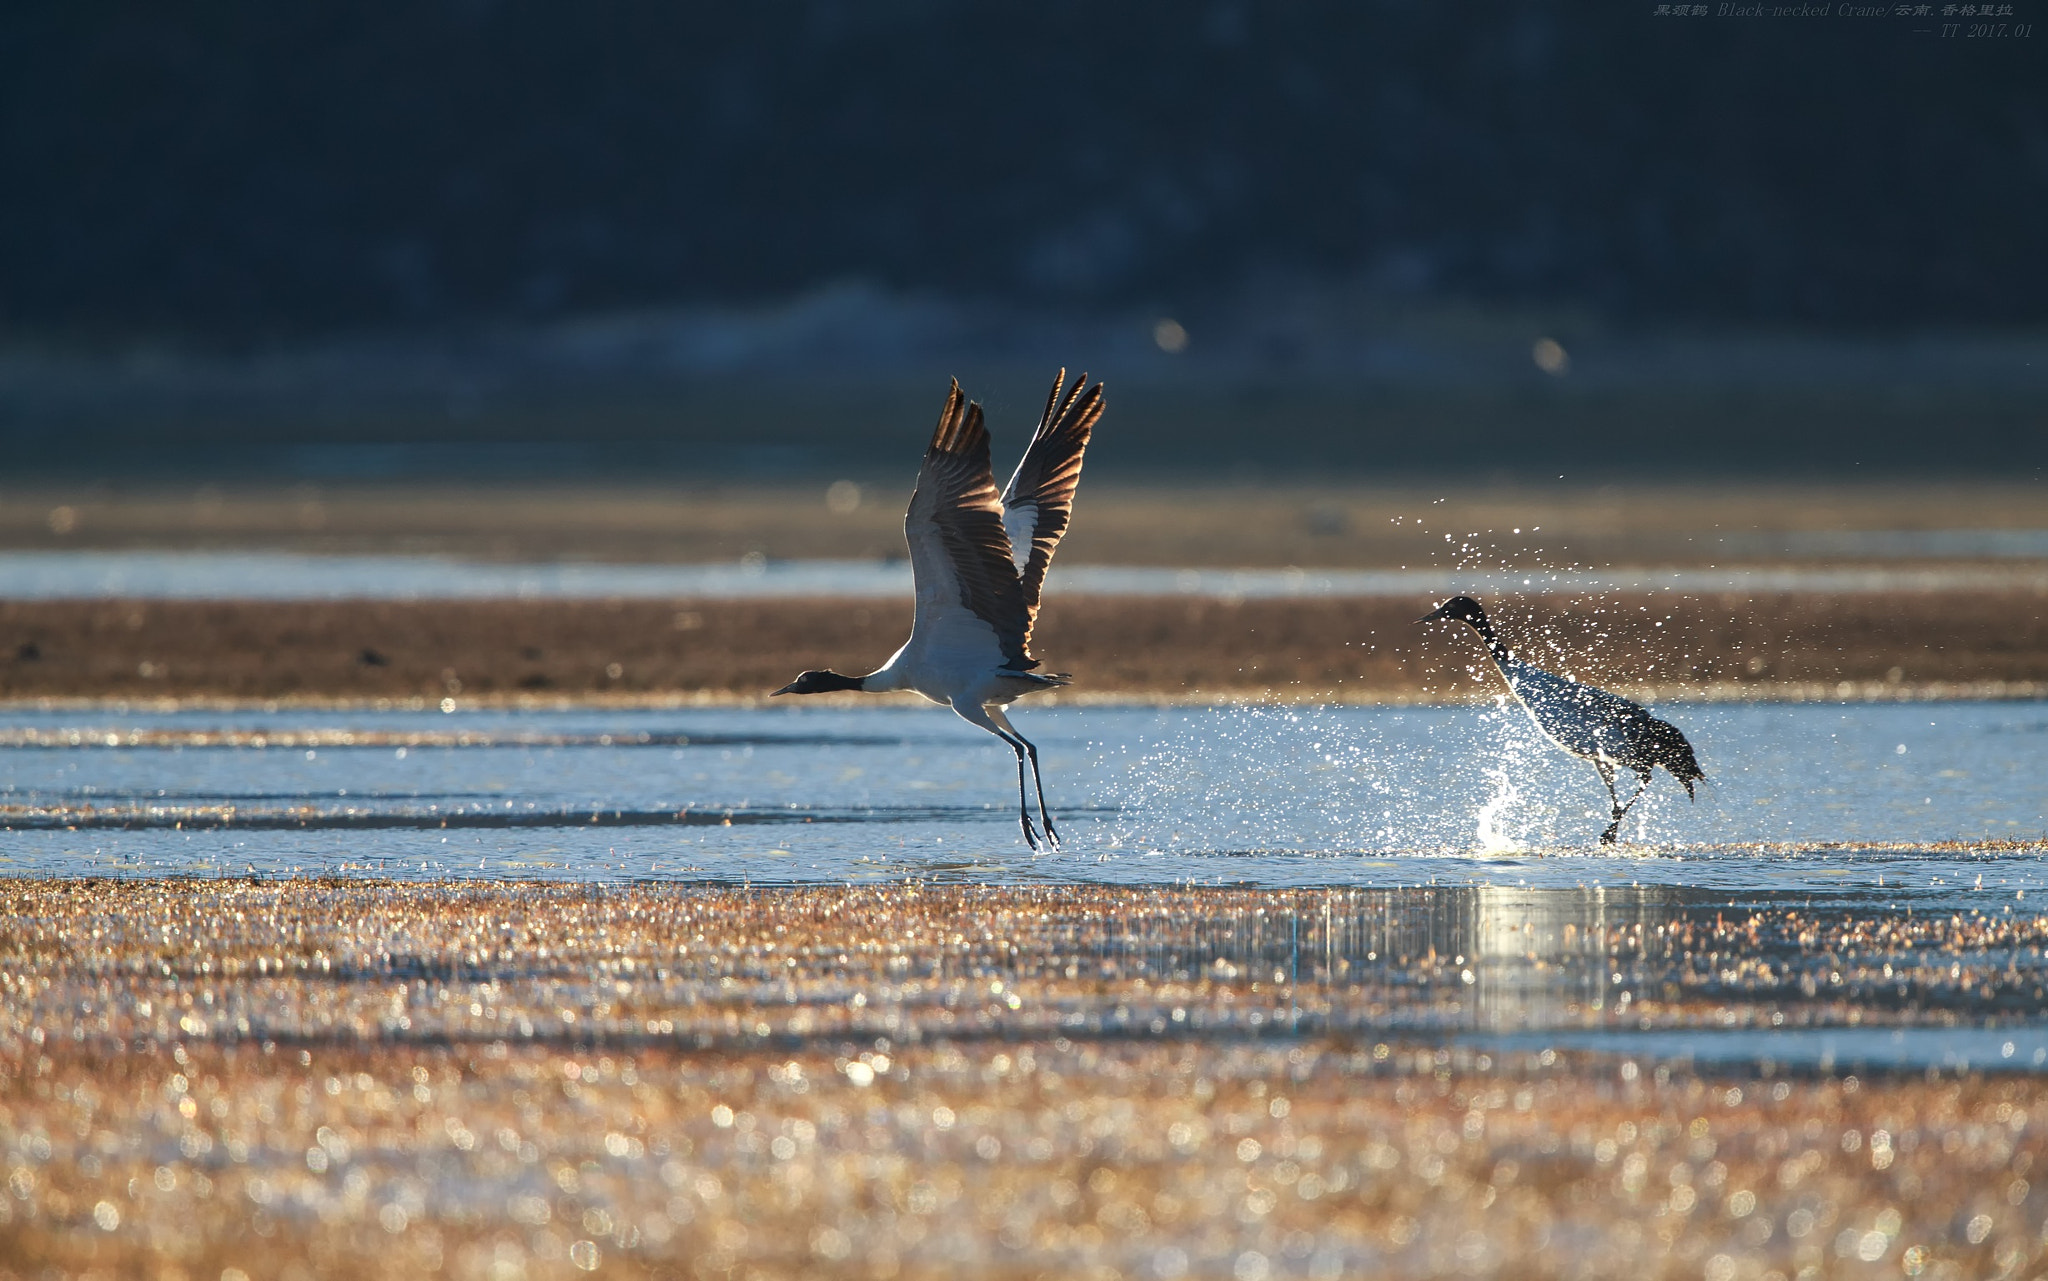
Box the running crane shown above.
[774,371,1104,849]
[1419,596,1705,844]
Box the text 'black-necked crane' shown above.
[1419,595,1704,845]
[773,370,1104,849]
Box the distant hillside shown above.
[2,1,2044,340]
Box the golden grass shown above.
[5,481,2047,568]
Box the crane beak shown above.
[770,683,796,697]
[1416,604,1449,624]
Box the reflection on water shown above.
[1050,882,1693,1037]
[4,874,2042,1075]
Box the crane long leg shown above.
[1024,739,1059,849]
[989,705,1058,849]
[953,700,1042,849]
[1595,759,1624,845]
[1615,771,1651,822]
[1003,735,1040,850]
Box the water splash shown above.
[1474,766,1526,853]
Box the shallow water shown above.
[2,548,2045,599]
[1,699,2040,893]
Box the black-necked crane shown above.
[773,370,1104,849]
[1419,595,1704,845]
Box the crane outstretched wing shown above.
[999,368,1104,645]
[904,380,1035,670]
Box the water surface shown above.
[2,699,2038,895]
[2,549,2044,599]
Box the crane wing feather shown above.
[999,368,1103,650]
[904,381,1035,670]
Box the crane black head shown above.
[1418,595,1490,630]
[771,670,867,696]
[1641,716,1706,800]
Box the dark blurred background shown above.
[3,1,2044,479]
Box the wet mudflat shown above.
[4,587,2048,702]
[0,700,2045,1278]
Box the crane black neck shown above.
[1465,622,1510,663]
[1455,610,1512,664]
[780,670,868,695]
